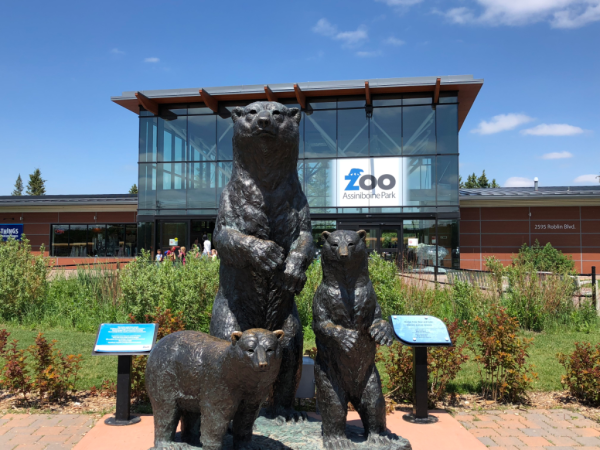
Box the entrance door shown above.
[158,221,188,253]
[337,223,400,261]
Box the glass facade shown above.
[138,93,459,216]
[51,224,137,258]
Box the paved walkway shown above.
[457,409,600,449]
[0,414,96,450]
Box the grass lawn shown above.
[2,324,600,394]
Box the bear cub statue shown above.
[145,328,284,450]
[313,230,410,450]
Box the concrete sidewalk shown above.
[0,414,97,450]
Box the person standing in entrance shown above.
[202,234,211,256]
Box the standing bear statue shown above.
[313,230,411,450]
[209,101,315,422]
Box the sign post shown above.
[93,323,158,426]
[389,315,452,424]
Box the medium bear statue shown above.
[313,230,406,450]
[209,101,315,422]
[145,328,284,450]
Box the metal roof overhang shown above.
[111,75,484,131]
[460,196,600,208]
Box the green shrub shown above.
[558,342,600,406]
[0,237,48,321]
[295,260,322,330]
[513,240,575,273]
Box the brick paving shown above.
[0,414,96,450]
[457,409,600,449]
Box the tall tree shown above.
[461,170,500,189]
[26,169,46,196]
[129,184,138,194]
[11,174,23,196]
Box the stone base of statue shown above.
[151,416,411,450]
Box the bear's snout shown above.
[256,346,268,371]
[257,110,272,129]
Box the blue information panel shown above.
[94,324,157,354]
[1,224,23,241]
[390,315,452,347]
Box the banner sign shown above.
[94,323,157,353]
[390,315,452,347]
[0,224,23,241]
[337,158,402,208]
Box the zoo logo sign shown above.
[344,168,396,191]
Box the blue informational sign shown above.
[94,323,157,353]
[0,224,23,241]
[390,315,452,347]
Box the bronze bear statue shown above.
[145,328,284,450]
[313,230,399,450]
[209,101,315,422]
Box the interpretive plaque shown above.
[390,315,451,347]
[93,323,157,355]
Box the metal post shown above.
[592,266,597,311]
[105,355,140,426]
[413,347,428,420]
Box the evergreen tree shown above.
[477,170,490,188]
[11,174,23,196]
[460,170,501,189]
[26,169,46,196]
[129,184,138,194]
[490,179,500,188]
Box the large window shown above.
[51,224,137,258]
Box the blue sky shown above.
[0,0,598,195]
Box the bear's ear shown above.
[357,230,367,241]
[231,107,244,123]
[288,108,301,125]
[321,231,331,242]
[231,331,243,346]
[274,330,284,341]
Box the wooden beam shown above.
[365,81,371,105]
[134,92,159,115]
[199,89,218,113]
[433,77,441,104]
[293,84,306,109]
[264,85,278,102]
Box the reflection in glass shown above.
[69,225,87,257]
[362,229,377,251]
[306,99,336,110]
[159,222,188,253]
[305,111,336,158]
[139,117,157,162]
[380,229,398,249]
[297,161,304,192]
[372,95,402,107]
[337,97,365,108]
[305,159,335,208]
[51,225,69,257]
[370,107,401,156]
[439,92,458,104]
[405,157,435,206]
[436,105,458,154]
[158,117,187,161]
[403,219,436,268]
[89,224,106,257]
[338,109,368,157]
[437,156,458,205]
[188,105,213,114]
[217,114,234,161]
[311,220,336,250]
[106,225,125,257]
[403,106,435,155]
[139,163,156,210]
[438,219,459,269]
[188,162,217,209]
[216,162,232,204]
[403,94,432,105]
[157,162,187,210]
[137,222,154,254]
[125,225,137,257]
[189,115,216,161]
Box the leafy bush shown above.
[513,240,575,273]
[379,320,471,408]
[558,342,600,406]
[0,237,48,321]
[120,251,219,332]
[295,260,322,331]
[471,306,537,402]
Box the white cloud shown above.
[441,0,600,28]
[542,151,573,159]
[375,0,422,5]
[110,48,125,55]
[521,123,584,136]
[504,177,535,187]
[573,174,600,184]
[383,36,405,46]
[144,57,160,63]
[471,113,534,135]
[334,26,368,46]
[312,18,338,36]
[356,50,383,57]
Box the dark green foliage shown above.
[558,342,600,406]
[460,170,500,188]
[12,174,23,196]
[514,240,576,273]
[129,184,138,194]
[26,168,46,196]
